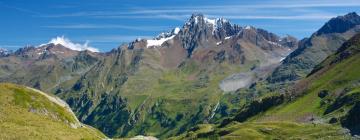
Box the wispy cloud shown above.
[79,35,153,43]
[207,14,337,20]
[42,24,171,31]
[0,2,41,15]
[40,11,336,21]
[37,0,360,21]
[0,45,23,48]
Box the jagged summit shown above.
[316,12,360,35]
[144,13,236,48]
[142,13,295,51]
[187,13,229,27]
[185,13,235,35]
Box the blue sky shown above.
[1,0,360,52]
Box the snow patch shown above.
[204,17,216,25]
[245,25,251,30]
[216,41,222,45]
[173,27,180,34]
[225,36,231,40]
[204,17,228,35]
[194,16,199,24]
[280,57,286,61]
[209,101,219,120]
[41,36,99,52]
[268,41,283,47]
[147,27,180,48]
[146,35,175,48]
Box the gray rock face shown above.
[179,13,219,56]
[316,12,360,35]
[177,13,296,58]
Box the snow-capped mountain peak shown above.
[0,48,11,56]
[185,14,233,35]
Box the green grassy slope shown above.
[170,33,360,140]
[118,58,251,138]
[170,122,350,140]
[256,53,360,122]
[256,33,360,122]
[58,45,259,138]
[0,83,106,140]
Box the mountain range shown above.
[1,12,360,139]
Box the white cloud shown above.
[45,36,99,52]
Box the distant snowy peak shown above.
[0,48,8,52]
[40,36,99,52]
[0,48,11,56]
[144,13,297,49]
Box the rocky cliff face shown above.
[316,12,360,35]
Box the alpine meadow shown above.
[0,0,360,140]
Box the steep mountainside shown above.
[267,12,360,84]
[170,122,350,140]
[0,14,297,138]
[254,33,360,135]
[56,14,297,138]
[0,83,106,139]
[171,30,360,140]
